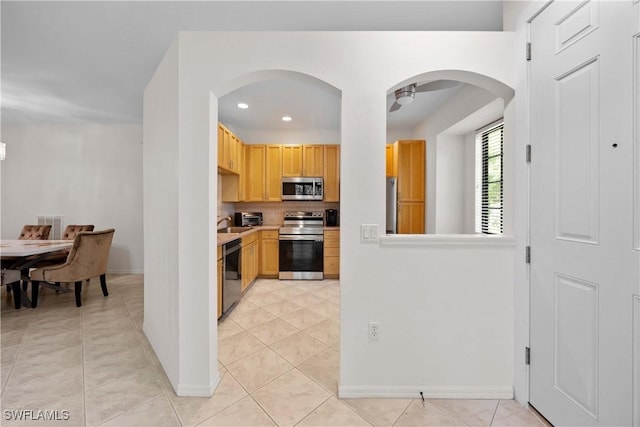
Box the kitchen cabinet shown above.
[218,123,241,174]
[265,145,282,201]
[323,145,340,202]
[282,145,303,177]
[397,140,425,202]
[324,229,340,278]
[303,145,324,176]
[397,202,425,234]
[394,140,425,234]
[241,144,281,202]
[386,143,397,177]
[221,144,246,202]
[241,233,259,291]
[282,144,324,177]
[245,145,266,201]
[259,230,279,277]
[217,246,223,319]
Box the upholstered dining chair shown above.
[18,224,52,240]
[62,224,95,240]
[8,224,53,293]
[29,229,115,307]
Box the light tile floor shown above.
[1,275,549,426]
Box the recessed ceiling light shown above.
[237,103,249,109]
[281,116,292,122]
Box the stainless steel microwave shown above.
[281,177,323,201]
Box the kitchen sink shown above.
[217,226,254,234]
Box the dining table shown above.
[1,240,73,308]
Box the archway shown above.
[385,70,514,235]
[213,69,343,399]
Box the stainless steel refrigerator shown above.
[386,177,397,234]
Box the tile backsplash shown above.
[234,202,339,226]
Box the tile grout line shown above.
[392,399,416,427]
[489,399,501,426]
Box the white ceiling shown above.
[1,1,504,128]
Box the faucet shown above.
[217,216,232,226]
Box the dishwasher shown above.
[222,238,242,314]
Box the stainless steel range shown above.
[279,211,324,280]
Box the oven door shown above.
[278,235,324,280]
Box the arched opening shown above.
[213,70,343,395]
[385,70,514,235]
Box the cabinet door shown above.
[386,143,397,177]
[265,145,282,201]
[323,145,340,202]
[230,134,242,174]
[303,145,324,176]
[245,145,266,201]
[251,241,259,283]
[260,235,279,276]
[397,140,425,202]
[397,201,425,234]
[282,145,303,177]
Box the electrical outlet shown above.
[368,322,380,341]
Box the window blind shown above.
[476,121,503,234]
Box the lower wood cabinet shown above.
[259,230,279,277]
[324,229,340,278]
[397,202,425,234]
[241,233,259,291]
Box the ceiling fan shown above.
[389,80,461,112]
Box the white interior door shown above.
[529,1,638,426]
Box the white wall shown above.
[0,124,143,273]
[434,134,465,234]
[142,39,179,392]
[229,127,340,145]
[413,84,498,233]
[144,30,516,397]
[463,131,477,233]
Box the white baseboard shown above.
[338,385,514,400]
[107,269,144,274]
[176,376,221,397]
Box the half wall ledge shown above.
[379,234,516,247]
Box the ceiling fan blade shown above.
[415,80,460,93]
[389,101,402,112]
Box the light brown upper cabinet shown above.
[282,145,303,177]
[218,123,241,174]
[397,140,425,203]
[245,145,266,201]
[386,143,397,177]
[282,144,325,177]
[303,145,324,176]
[265,145,282,201]
[323,145,340,202]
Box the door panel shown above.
[530,1,637,426]
[553,274,598,418]
[555,58,600,243]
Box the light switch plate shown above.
[360,224,379,242]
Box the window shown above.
[475,120,504,234]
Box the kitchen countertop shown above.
[216,225,278,246]
[217,225,339,246]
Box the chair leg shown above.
[21,269,28,291]
[7,283,11,293]
[11,282,21,309]
[99,274,109,297]
[31,281,40,308]
[74,281,82,307]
